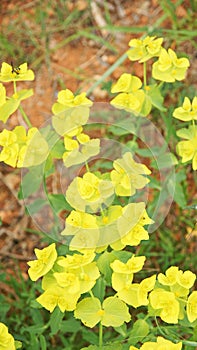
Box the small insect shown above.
[11,61,20,75]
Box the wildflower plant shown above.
[0,37,196,349]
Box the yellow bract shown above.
[66,172,114,212]
[0,323,15,350]
[57,89,93,108]
[176,125,197,170]
[127,36,163,63]
[62,126,100,167]
[111,73,142,93]
[0,126,49,168]
[0,62,34,82]
[36,286,80,312]
[117,275,156,308]
[187,291,197,322]
[110,152,151,196]
[131,336,182,350]
[173,97,197,121]
[111,255,146,274]
[74,296,131,328]
[152,48,190,82]
[149,289,180,323]
[27,243,57,281]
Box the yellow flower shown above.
[66,172,114,212]
[0,126,49,168]
[127,36,163,62]
[61,211,100,249]
[0,62,34,82]
[139,336,182,350]
[176,125,197,170]
[117,275,156,308]
[52,89,92,135]
[110,152,151,196]
[158,266,180,286]
[187,291,197,322]
[152,48,190,82]
[62,127,100,167]
[27,243,57,281]
[0,323,15,350]
[111,255,146,275]
[111,73,142,93]
[110,90,145,115]
[56,89,93,108]
[173,97,197,121]
[36,286,80,312]
[149,288,180,323]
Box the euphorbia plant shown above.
[0,37,196,349]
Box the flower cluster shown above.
[173,97,197,170]
[111,36,189,116]
[61,150,151,250]
[149,266,196,323]
[28,244,100,312]
[0,126,49,167]
[51,88,100,167]
[111,255,156,307]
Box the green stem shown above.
[143,62,147,86]
[100,205,105,218]
[19,105,32,128]
[85,161,90,172]
[89,290,95,299]
[99,322,103,349]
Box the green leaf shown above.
[92,276,106,302]
[50,139,65,158]
[174,182,187,208]
[80,346,98,350]
[48,193,72,213]
[15,341,22,349]
[103,344,122,350]
[136,146,161,157]
[167,169,187,208]
[18,165,43,199]
[39,335,47,350]
[81,328,99,345]
[15,88,34,101]
[108,125,130,136]
[49,307,64,335]
[97,251,118,284]
[146,84,166,111]
[151,152,178,169]
[97,250,132,285]
[60,318,81,333]
[128,319,149,345]
[27,198,47,215]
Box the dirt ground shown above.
[0,0,197,278]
